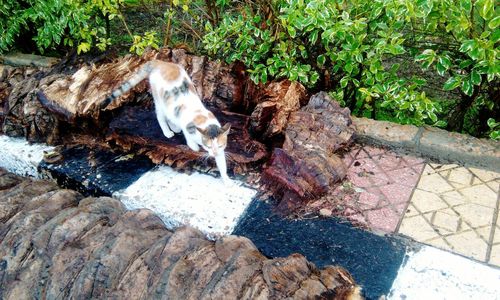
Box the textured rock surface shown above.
[0,168,362,299]
[262,92,354,210]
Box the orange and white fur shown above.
[103,60,232,184]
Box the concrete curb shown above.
[353,117,500,172]
[1,53,59,68]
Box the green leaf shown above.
[461,78,473,96]
[345,62,354,74]
[260,71,268,83]
[340,76,349,88]
[491,29,500,43]
[390,45,405,55]
[459,40,476,53]
[443,76,461,90]
[438,56,451,69]
[491,131,500,140]
[436,63,446,76]
[310,72,320,84]
[77,42,90,54]
[428,111,438,122]
[459,59,474,68]
[317,54,326,66]
[489,16,500,29]
[487,118,498,128]
[309,30,318,44]
[434,120,447,128]
[476,0,494,20]
[460,0,472,12]
[287,26,296,38]
[470,70,481,85]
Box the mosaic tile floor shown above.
[340,144,500,267]
[398,163,500,266]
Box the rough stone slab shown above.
[114,165,256,239]
[388,246,500,299]
[0,135,54,177]
[418,126,500,171]
[233,198,408,299]
[0,170,362,299]
[1,52,59,67]
[352,116,419,148]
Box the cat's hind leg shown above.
[167,120,182,133]
[152,89,174,138]
[156,108,174,138]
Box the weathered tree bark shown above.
[262,92,354,210]
[249,80,308,140]
[0,168,363,300]
[0,66,61,142]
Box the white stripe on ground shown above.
[388,246,500,300]
[113,165,256,239]
[0,135,54,178]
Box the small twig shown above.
[164,0,173,46]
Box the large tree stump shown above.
[37,48,252,122]
[262,92,355,210]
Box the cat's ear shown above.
[221,123,231,135]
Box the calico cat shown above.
[102,60,232,184]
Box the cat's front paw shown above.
[187,141,200,151]
[163,130,175,138]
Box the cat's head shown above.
[197,123,231,157]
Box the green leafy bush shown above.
[203,0,443,126]
[487,118,500,140]
[0,0,123,54]
[203,0,499,136]
[410,0,499,133]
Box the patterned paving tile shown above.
[338,145,426,232]
[398,163,500,267]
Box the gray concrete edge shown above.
[352,116,500,172]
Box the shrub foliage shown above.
[1,0,498,138]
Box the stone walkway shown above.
[338,143,500,268]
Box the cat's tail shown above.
[100,61,156,109]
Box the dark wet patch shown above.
[39,146,154,197]
[232,198,408,300]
